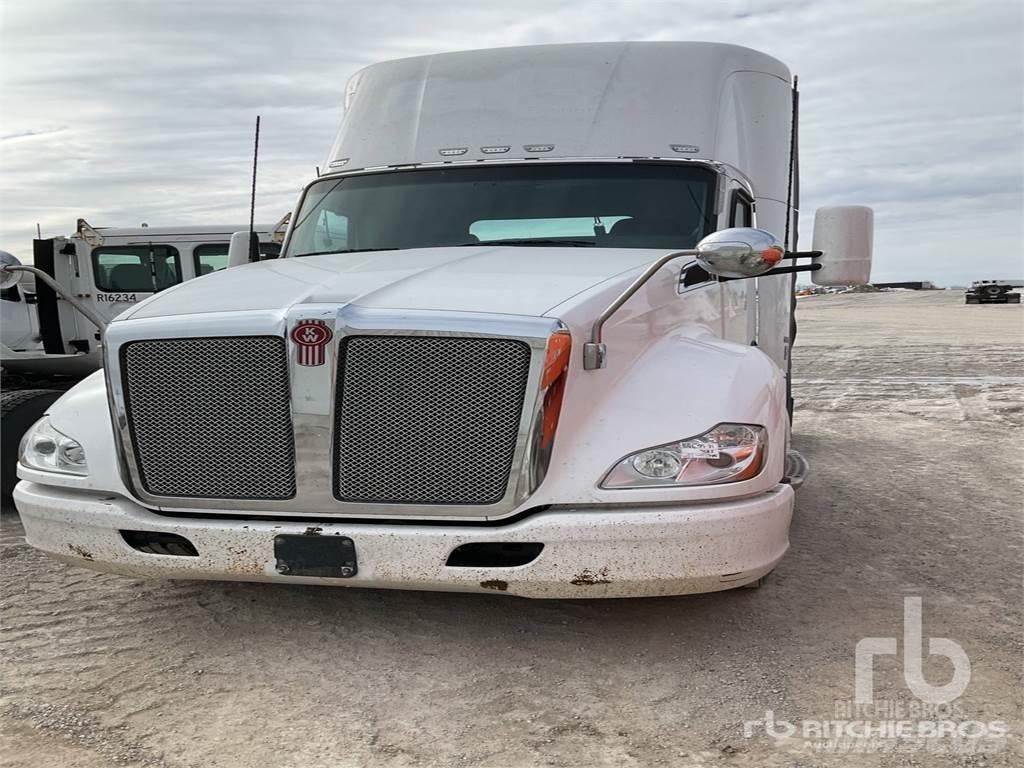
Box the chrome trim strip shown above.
[106,306,566,521]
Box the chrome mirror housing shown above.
[695,228,784,278]
[0,250,22,290]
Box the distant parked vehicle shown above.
[965,280,1023,304]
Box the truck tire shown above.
[1,389,63,501]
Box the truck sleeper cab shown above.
[11,42,872,598]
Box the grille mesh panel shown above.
[335,336,531,505]
[122,337,295,499]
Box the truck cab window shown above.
[92,246,182,292]
[193,242,281,275]
[729,190,754,228]
[288,163,716,256]
[681,263,712,288]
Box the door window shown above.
[729,190,754,228]
[92,245,182,292]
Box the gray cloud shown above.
[1,0,1021,285]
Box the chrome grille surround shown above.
[120,336,295,499]
[334,335,531,505]
[105,306,567,520]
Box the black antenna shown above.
[248,115,261,262]
[784,76,801,421]
[792,78,800,247]
[783,76,798,252]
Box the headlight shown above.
[601,423,766,488]
[19,416,88,476]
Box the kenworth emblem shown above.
[291,320,333,366]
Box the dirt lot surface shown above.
[2,290,1022,767]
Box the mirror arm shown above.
[718,263,822,282]
[583,249,699,370]
[1,264,108,337]
[781,250,823,260]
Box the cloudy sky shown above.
[1,0,1021,285]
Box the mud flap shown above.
[783,450,809,491]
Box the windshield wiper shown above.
[292,247,402,257]
[466,238,596,247]
[294,239,597,257]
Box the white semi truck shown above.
[9,42,872,598]
[1,220,283,497]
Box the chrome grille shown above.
[334,335,532,505]
[121,337,296,499]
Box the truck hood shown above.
[122,246,660,321]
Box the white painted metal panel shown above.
[328,42,790,198]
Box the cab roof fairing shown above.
[326,41,793,202]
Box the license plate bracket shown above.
[273,534,357,578]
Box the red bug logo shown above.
[291,320,333,366]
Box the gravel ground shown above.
[2,290,1021,767]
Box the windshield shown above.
[286,163,717,256]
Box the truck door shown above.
[750,197,793,375]
[90,243,183,322]
[720,183,757,346]
[30,237,84,354]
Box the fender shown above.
[18,371,134,498]
[528,328,788,508]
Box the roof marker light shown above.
[328,158,349,168]
[523,144,555,153]
[670,144,700,153]
[439,147,468,156]
[480,145,510,154]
